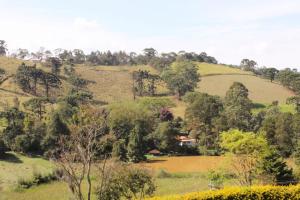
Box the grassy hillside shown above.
[198,74,294,104]
[197,63,251,76]
[0,57,295,114]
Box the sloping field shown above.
[198,74,294,104]
[197,63,251,76]
[75,65,162,103]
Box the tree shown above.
[54,106,109,200]
[23,97,49,120]
[0,40,7,56]
[262,67,279,82]
[0,108,25,151]
[96,163,155,200]
[0,68,5,81]
[40,71,61,97]
[143,48,157,61]
[220,129,269,186]
[46,57,62,76]
[259,149,294,185]
[161,61,200,99]
[68,75,89,91]
[72,49,86,64]
[16,48,29,59]
[274,112,294,157]
[184,92,223,150]
[287,96,300,113]
[42,112,69,156]
[240,59,257,71]
[159,108,174,122]
[152,121,178,152]
[223,82,252,131]
[15,63,43,95]
[127,120,147,162]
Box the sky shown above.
[1,0,300,69]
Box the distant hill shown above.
[0,57,295,115]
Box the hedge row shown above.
[149,185,300,200]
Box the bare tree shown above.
[54,106,109,200]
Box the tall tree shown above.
[40,72,61,97]
[223,82,252,131]
[127,120,147,162]
[184,92,223,149]
[47,57,62,76]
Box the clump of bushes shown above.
[17,169,62,189]
[147,185,300,200]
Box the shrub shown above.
[17,170,59,189]
[156,169,172,178]
[147,185,300,200]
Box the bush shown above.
[147,185,300,200]
[156,169,172,178]
[17,170,59,189]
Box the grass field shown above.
[0,153,234,199]
[139,156,228,173]
[197,63,251,76]
[198,74,294,104]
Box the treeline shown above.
[238,58,300,94]
[0,40,217,72]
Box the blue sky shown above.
[1,0,300,69]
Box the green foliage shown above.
[184,92,223,149]
[207,170,225,189]
[46,57,62,76]
[17,170,59,189]
[23,97,49,120]
[161,61,200,99]
[133,70,161,97]
[42,112,69,156]
[222,82,252,131]
[0,40,7,55]
[152,122,179,153]
[220,129,268,155]
[287,96,300,113]
[96,164,155,200]
[108,101,153,140]
[259,149,295,185]
[112,139,127,161]
[67,74,89,91]
[127,120,147,163]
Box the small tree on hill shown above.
[161,61,200,99]
[23,97,49,120]
[46,57,62,76]
[40,71,61,97]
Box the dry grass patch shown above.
[139,156,227,173]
